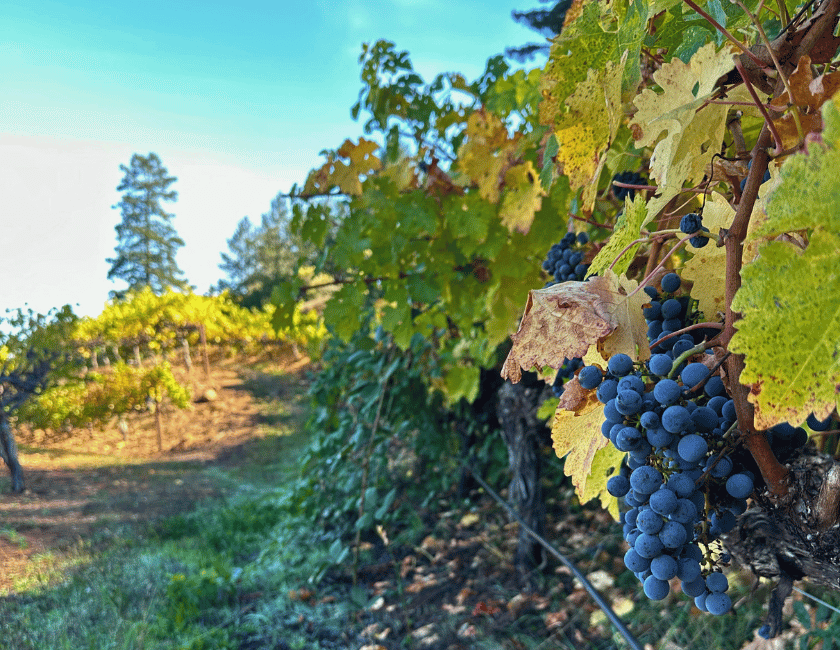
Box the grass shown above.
[3,361,839,649]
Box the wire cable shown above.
[466,464,644,650]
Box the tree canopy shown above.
[107,152,187,297]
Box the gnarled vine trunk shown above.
[0,413,25,493]
[724,448,840,636]
[497,378,547,581]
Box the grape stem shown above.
[647,322,724,353]
[627,233,695,300]
[665,341,707,378]
[715,0,840,492]
[721,123,789,496]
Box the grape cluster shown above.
[542,232,590,286]
[572,269,812,631]
[573,272,749,614]
[613,171,646,201]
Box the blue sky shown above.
[1,0,546,318]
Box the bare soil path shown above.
[0,357,309,594]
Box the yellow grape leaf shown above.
[457,109,516,203]
[681,193,734,321]
[587,443,624,520]
[551,394,614,510]
[630,43,737,221]
[502,272,647,382]
[730,230,840,428]
[587,194,647,277]
[499,161,545,234]
[302,138,382,196]
[553,58,624,212]
[597,272,651,363]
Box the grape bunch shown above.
[573,269,813,631]
[612,171,646,201]
[574,272,744,614]
[541,232,590,287]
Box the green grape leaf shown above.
[485,268,545,349]
[444,365,480,404]
[587,194,647,277]
[730,230,840,428]
[323,283,366,342]
[759,96,840,238]
[540,0,646,130]
[457,108,516,203]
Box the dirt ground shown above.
[0,356,309,594]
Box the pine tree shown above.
[107,153,187,297]
[217,193,316,308]
[506,0,571,62]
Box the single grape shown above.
[682,576,707,597]
[644,301,662,320]
[616,390,643,416]
[706,572,729,593]
[758,625,772,639]
[637,508,665,534]
[690,228,710,248]
[704,376,725,397]
[577,232,589,245]
[646,427,673,448]
[624,548,650,572]
[678,434,708,463]
[695,592,708,612]
[650,554,679,580]
[669,498,698,524]
[630,466,664,495]
[649,354,673,377]
[679,212,703,234]
[608,353,634,377]
[709,456,733,479]
[806,412,833,431]
[659,520,688,548]
[662,405,691,434]
[705,592,732,615]
[616,426,643,452]
[596,379,619,404]
[691,406,719,433]
[667,474,695,498]
[677,558,702,583]
[643,575,670,601]
[634,532,665,559]
[578,365,603,390]
[661,298,682,320]
[671,338,695,358]
[607,475,631,497]
[618,374,645,394]
[680,363,710,390]
[640,410,660,430]
[654,379,682,406]
[726,473,754,499]
[661,272,681,293]
[722,399,737,422]
[649,487,678,515]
